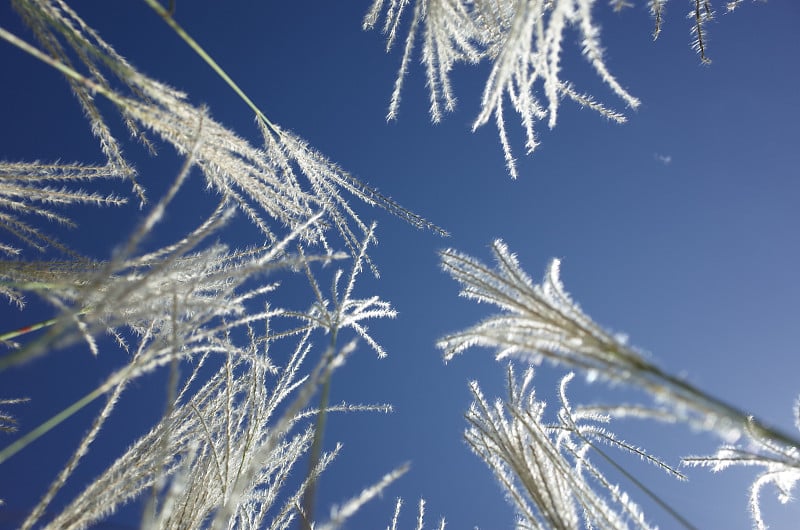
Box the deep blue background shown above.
[1,1,800,528]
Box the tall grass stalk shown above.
[1,1,795,529]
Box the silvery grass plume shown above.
[20,325,388,530]
[0,2,423,528]
[287,223,398,359]
[0,225,398,528]
[439,240,791,439]
[683,400,800,530]
[0,397,28,434]
[0,161,127,257]
[365,0,639,177]
[8,0,143,198]
[440,240,800,526]
[366,0,754,177]
[0,237,322,360]
[466,365,686,530]
[0,215,363,461]
[0,157,334,368]
[1,0,444,266]
[280,223,397,528]
[313,465,413,530]
[647,0,730,59]
[381,498,446,530]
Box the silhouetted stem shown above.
[578,431,699,530]
[639,356,800,453]
[301,329,338,529]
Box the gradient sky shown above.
[1,1,800,529]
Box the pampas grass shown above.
[0,1,793,529]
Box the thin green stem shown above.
[0,306,93,372]
[0,317,59,343]
[0,384,104,464]
[141,0,279,134]
[0,333,149,465]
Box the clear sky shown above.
[1,1,800,529]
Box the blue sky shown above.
[1,1,800,529]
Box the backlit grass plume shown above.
[684,401,800,530]
[22,328,332,530]
[0,1,786,528]
[0,161,127,256]
[440,239,800,527]
[467,365,684,529]
[367,0,749,177]
[0,3,423,525]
